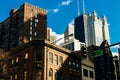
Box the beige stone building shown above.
[7,40,81,80]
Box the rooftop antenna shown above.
[77,0,80,16]
[82,0,85,14]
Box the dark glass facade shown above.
[75,15,86,43]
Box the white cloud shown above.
[69,19,74,24]
[112,52,118,56]
[53,8,59,13]
[111,45,119,49]
[48,28,64,45]
[47,0,72,14]
[60,0,72,6]
[47,8,59,14]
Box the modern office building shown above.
[0,3,47,51]
[75,11,110,46]
[6,39,81,80]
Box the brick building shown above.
[6,39,81,80]
[0,3,47,51]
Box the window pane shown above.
[54,70,57,80]
[30,37,32,41]
[34,32,37,36]
[24,71,27,80]
[15,74,17,80]
[30,31,32,35]
[89,71,94,78]
[83,69,88,77]
[16,57,19,63]
[30,26,32,30]
[35,23,37,27]
[49,69,53,80]
[35,19,38,22]
[54,55,58,65]
[11,59,14,64]
[59,56,63,66]
[25,53,28,59]
[49,53,53,64]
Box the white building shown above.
[75,11,110,46]
[60,24,85,51]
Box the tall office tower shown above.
[75,11,110,46]
[64,24,74,42]
[60,24,85,51]
[0,3,47,51]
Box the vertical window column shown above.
[49,53,53,64]
[54,55,58,65]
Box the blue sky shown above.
[0,0,120,54]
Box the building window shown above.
[11,59,14,64]
[69,61,71,65]
[30,26,32,30]
[24,71,27,80]
[59,56,63,66]
[49,69,53,80]
[83,69,88,77]
[89,71,94,78]
[54,70,57,80]
[76,64,79,70]
[35,14,38,18]
[30,22,32,25]
[71,43,74,51]
[30,37,32,41]
[49,52,53,64]
[54,54,58,65]
[35,19,38,22]
[35,23,37,27]
[34,32,37,36]
[10,75,13,80]
[15,74,18,80]
[25,53,29,59]
[30,31,32,35]
[16,57,19,63]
